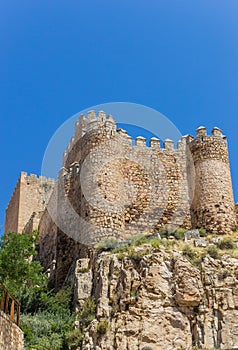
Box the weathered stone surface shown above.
[194,239,207,247]
[174,255,203,307]
[4,172,54,234]
[0,310,24,350]
[184,229,200,242]
[5,114,237,245]
[4,112,238,349]
[70,247,238,350]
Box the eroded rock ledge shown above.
[71,245,238,350]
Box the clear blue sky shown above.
[0,0,238,233]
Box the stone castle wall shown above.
[52,111,236,248]
[35,111,237,287]
[4,176,21,234]
[235,203,238,224]
[4,111,237,288]
[58,128,192,245]
[0,310,23,350]
[5,172,55,234]
[190,127,236,234]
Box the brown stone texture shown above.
[0,310,23,350]
[3,111,238,349]
[47,113,235,248]
[49,112,195,250]
[72,247,238,350]
[190,128,236,234]
[5,113,236,245]
[23,211,43,234]
[4,172,54,234]
[235,203,238,225]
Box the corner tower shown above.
[189,126,236,234]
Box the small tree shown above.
[0,231,47,313]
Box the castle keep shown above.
[4,111,237,287]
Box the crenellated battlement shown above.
[20,171,55,186]
[5,111,237,296]
[74,110,116,138]
[5,110,236,242]
[63,110,117,165]
[62,113,231,168]
[195,126,226,140]
[58,114,236,237]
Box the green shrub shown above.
[174,228,186,240]
[64,329,83,350]
[150,238,161,249]
[158,228,170,239]
[96,238,118,251]
[128,248,149,262]
[183,245,196,260]
[217,237,236,250]
[132,235,149,246]
[198,228,207,237]
[116,252,126,261]
[21,311,74,350]
[78,297,96,327]
[207,245,219,259]
[97,320,110,335]
[112,243,130,254]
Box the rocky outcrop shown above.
[72,245,238,350]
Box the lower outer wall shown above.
[0,311,24,350]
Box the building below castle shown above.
[4,111,238,289]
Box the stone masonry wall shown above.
[52,112,236,247]
[235,203,238,225]
[36,112,236,288]
[4,177,20,234]
[190,127,236,234]
[0,310,23,350]
[23,211,44,234]
[5,172,55,234]
[55,111,193,247]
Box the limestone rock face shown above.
[73,247,238,350]
[174,255,203,307]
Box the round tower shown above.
[189,126,236,234]
[61,110,127,245]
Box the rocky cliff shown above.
[70,240,238,350]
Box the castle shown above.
[4,111,237,288]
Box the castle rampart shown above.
[55,111,236,244]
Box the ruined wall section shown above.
[5,172,55,234]
[190,126,236,234]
